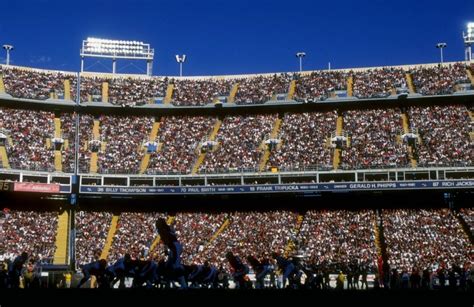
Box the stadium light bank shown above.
[80,37,154,76]
[463,22,474,61]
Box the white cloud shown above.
[29,55,52,64]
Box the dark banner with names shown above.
[79,179,474,195]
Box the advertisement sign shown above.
[14,182,61,193]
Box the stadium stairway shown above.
[467,68,474,86]
[0,146,10,169]
[90,153,98,173]
[163,83,174,104]
[100,214,119,260]
[333,114,344,170]
[287,80,296,100]
[405,73,416,94]
[346,76,353,97]
[101,82,109,103]
[228,83,239,103]
[374,209,389,269]
[401,113,417,168]
[149,216,175,253]
[452,210,474,245]
[54,118,61,139]
[89,119,101,173]
[54,151,62,172]
[139,121,161,174]
[207,216,230,246]
[0,73,5,93]
[53,210,69,264]
[46,138,51,150]
[63,79,71,101]
[139,155,150,174]
[258,117,282,172]
[284,214,304,257]
[93,120,100,139]
[192,119,222,175]
[54,118,63,172]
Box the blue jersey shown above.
[106,257,133,276]
[8,255,26,275]
[275,256,292,270]
[82,260,102,274]
[166,241,183,269]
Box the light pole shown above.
[436,43,447,64]
[3,45,14,66]
[175,54,186,77]
[296,52,306,72]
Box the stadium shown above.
[0,2,473,304]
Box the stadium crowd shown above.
[411,63,470,96]
[294,70,347,101]
[59,112,77,173]
[75,211,112,265]
[1,66,76,101]
[199,114,277,173]
[234,74,292,104]
[407,105,472,167]
[79,75,104,103]
[382,209,472,273]
[2,208,473,290]
[267,111,337,171]
[459,208,474,234]
[199,211,299,269]
[165,212,227,264]
[297,210,378,272]
[107,212,165,263]
[2,63,471,106]
[78,114,95,173]
[171,78,234,106]
[0,209,58,263]
[352,68,406,99]
[0,104,471,174]
[146,116,214,174]
[0,107,56,171]
[107,76,167,106]
[340,108,409,169]
[97,115,154,174]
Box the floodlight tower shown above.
[175,54,186,77]
[463,22,474,61]
[436,43,447,64]
[3,45,14,66]
[296,52,306,72]
[80,38,154,76]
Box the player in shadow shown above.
[155,218,188,289]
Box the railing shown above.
[3,163,57,173]
[5,161,474,178]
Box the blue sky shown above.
[0,0,472,76]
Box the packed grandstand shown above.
[0,61,472,290]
